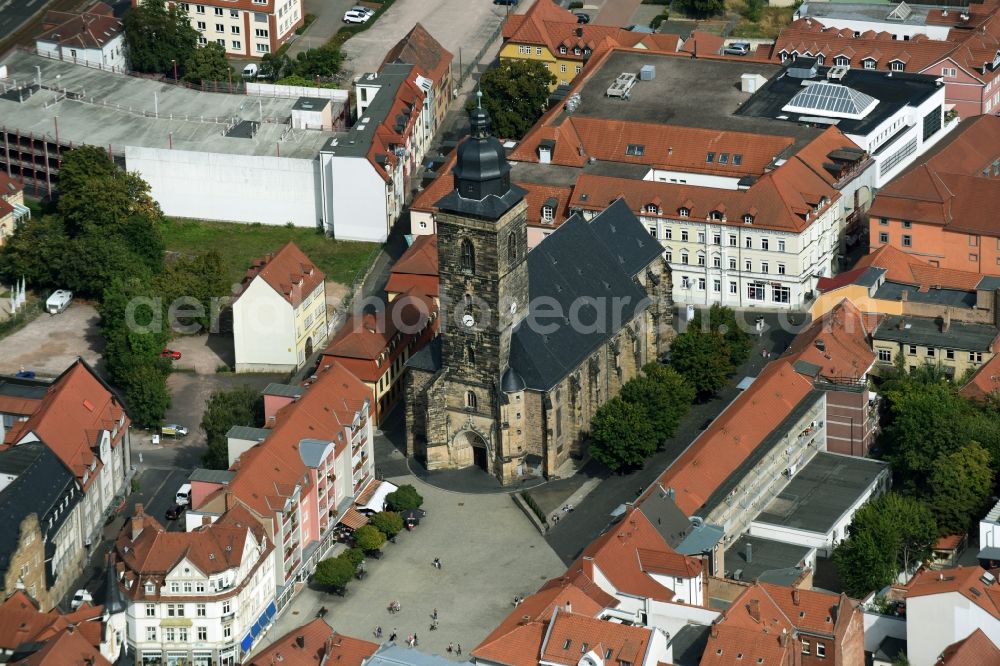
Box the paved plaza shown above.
[257,474,564,658]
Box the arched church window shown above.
[461,239,476,273]
[467,344,476,365]
[507,231,517,263]
[466,391,477,410]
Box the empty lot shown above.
[0,303,103,377]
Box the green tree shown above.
[674,0,725,18]
[354,524,386,552]
[119,362,172,427]
[929,442,995,535]
[200,386,263,469]
[689,304,753,366]
[123,0,199,76]
[260,52,292,81]
[370,511,404,538]
[157,251,230,334]
[619,364,694,444]
[313,556,355,589]
[474,59,556,139]
[669,329,734,400]
[744,0,764,21]
[385,484,424,511]
[342,547,365,569]
[0,216,73,291]
[832,492,936,597]
[879,377,972,492]
[64,234,154,299]
[291,45,344,80]
[590,397,657,472]
[184,42,232,84]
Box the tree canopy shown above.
[354,524,387,552]
[385,485,424,511]
[200,386,264,469]
[929,441,995,535]
[669,328,734,400]
[313,556,355,589]
[123,0,199,76]
[689,304,753,366]
[474,60,556,139]
[369,511,404,538]
[590,397,658,472]
[184,42,232,84]
[833,492,936,597]
[619,363,694,445]
[674,0,726,18]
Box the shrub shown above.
[651,14,668,30]
[385,484,424,511]
[521,492,548,525]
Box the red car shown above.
[160,349,182,360]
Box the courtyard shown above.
[255,474,565,658]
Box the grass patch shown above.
[160,218,378,287]
[729,2,796,39]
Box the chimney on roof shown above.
[815,339,826,352]
[942,309,951,333]
[565,600,572,614]
[710,625,719,638]
[748,599,761,623]
[746,541,753,564]
[296,635,306,648]
[779,629,788,647]
[131,505,145,541]
[792,588,801,606]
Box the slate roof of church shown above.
[508,199,659,391]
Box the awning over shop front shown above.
[339,506,369,530]
[265,601,277,620]
[355,479,398,513]
[241,633,253,652]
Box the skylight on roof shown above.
[733,154,743,166]
[706,152,715,163]
[718,153,729,164]
[626,144,645,156]
[782,82,878,120]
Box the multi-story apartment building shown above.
[5,360,132,554]
[868,115,1000,275]
[233,242,328,373]
[114,504,275,666]
[142,0,303,57]
[871,313,1000,378]
[380,24,454,134]
[191,360,374,611]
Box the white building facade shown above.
[159,0,303,57]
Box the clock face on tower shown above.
[462,313,476,328]
[510,301,518,314]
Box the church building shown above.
[405,105,673,485]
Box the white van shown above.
[175,483,192,506]
[242,63,258,79]
[45,290,73,314]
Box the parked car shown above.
[176,483,192,506]
[350,5,375,15]
[45,290,73,315]
[161,424,189,438]
[343,9,371,23]
[242,63,258,79]
[165,504,186,520]
[493,0,518,5]
[575,12,591,24]
[160,349,182,360]
[723,41,751,56]
[15,370,35,378]
[70,590,93,610]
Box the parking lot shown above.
[0,302,103,377]
[256,474,565,658]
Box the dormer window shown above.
[145,582,155,593]
[583,48,591,56]
[743,214,754,224]
[574,47,581,56]
[679,207,690,217]
[780,51,788,62]
[625,144,644,157]
[645,204,659,214]
[542,206,554,223]
[863,58,876,70]
[835,56,850,67]
[890,61,904,71]
[816,54,825,65]
[710,211,723,221]
[559,46,567,55]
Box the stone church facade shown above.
[405,107,673,485]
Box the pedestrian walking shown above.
[414,633,419,646]
[374,626,382,639]
[389,631,397,643]
[447,643,454,653]
[432,608,438,620]
[457,644,462,655]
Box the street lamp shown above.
[172,58,178,83]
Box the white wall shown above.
[863,611,907,654]
[320,153,391,242]
[648,572,703,606]
[906,592,1000,666]
[794,4,953,41]
[125,147,322,228]
[233,277,296,372]
[246,83,348,102]
[648,600,720,638]
[647,169,742,190]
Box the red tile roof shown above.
[569,507,700,602]
[381,23,453,87]
[855,244,985,292]
[239,242,325,308]
[569,161,839,235]
[12,625,111,666]
[0,590,109,662]
[510,115,795,179]
[246,619,378,666]
[0,173,24,198]
[411,150,459,214]
[226,360,371,518]
[961,353,1000,402]
[906,565,1000,621]
[936,628,1000,665]
[323,292,436,364]
[680,31,724,57]
[9,360,126,489]
[868,115,1000,236]
[36,1,122,51]
[773,23,953,73]
[646,360,816,516]
[540,612,652,666]
[365,67,430,181]
[524,183,573,230]
[783,298,876,381]
[386,235,439,298]
[759,583,854,637]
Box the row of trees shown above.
[314,486,424,592]
[672,305,753,400]
[832,365,999,597]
